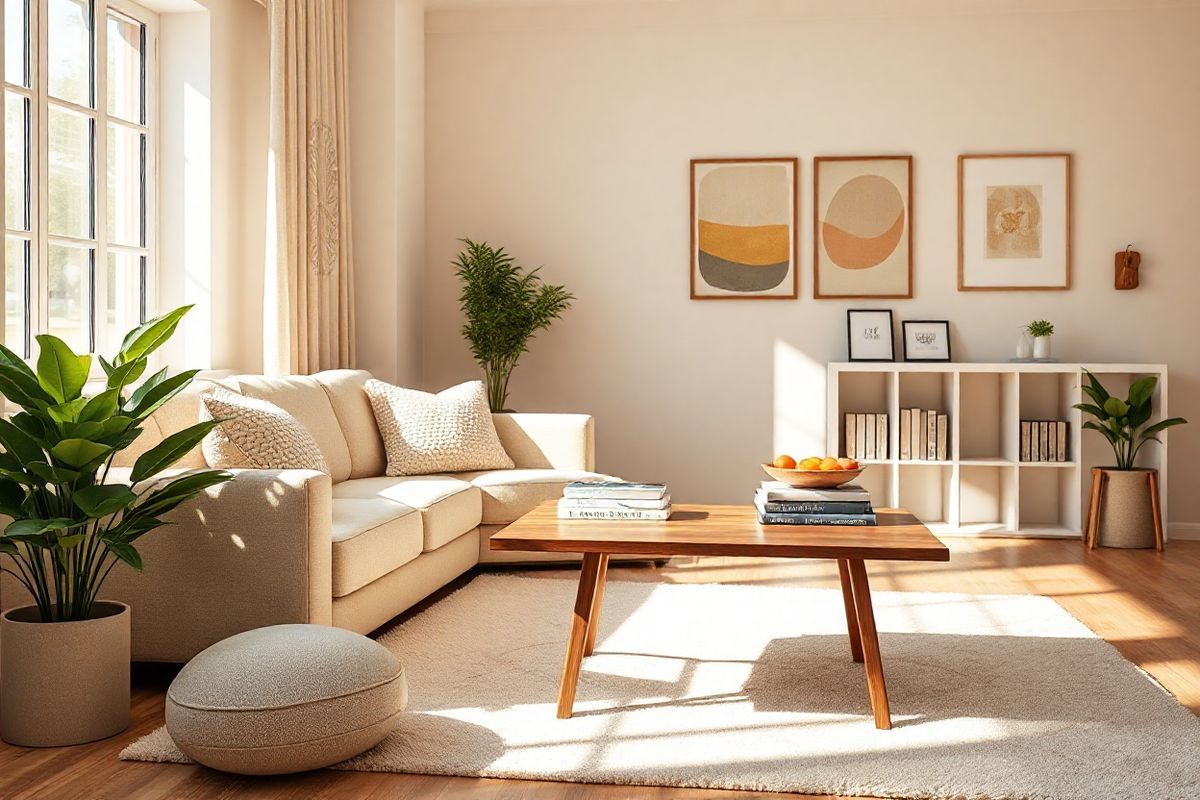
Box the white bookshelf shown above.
[827,362,1170,539]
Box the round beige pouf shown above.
[165,624,406,775]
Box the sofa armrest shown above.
[99,467,332,662]
[492,413,595,471]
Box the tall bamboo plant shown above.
[453,239,573,411]
[0,306,232,622]
[1074,369,1186,470]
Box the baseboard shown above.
[1168,522,1200,541]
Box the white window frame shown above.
[2,0,158,359]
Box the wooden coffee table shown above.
[490,502,949,729]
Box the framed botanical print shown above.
[902,320,952,362]
[690,157,798,299]
[846,309,895,362]
[814,156,912,299]
[958,153,1071,290]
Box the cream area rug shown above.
[123,574,1200,799]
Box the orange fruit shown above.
[819,457,840,471]
[837,457,858,470]
[799,457,822,470]
[772,454,797,469]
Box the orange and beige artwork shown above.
[814,156,912,298]
[691,159,797,298]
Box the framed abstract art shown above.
[814,156,913,299]
[958,153,1071,290]
[690,157,798,299]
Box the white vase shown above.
[1033,336,1052,360]
[1015,333,1033,360]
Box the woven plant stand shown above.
[1084,467,1164,551]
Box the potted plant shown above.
[0,306,232,747]
[1074,370,1186,548]
[453,238,573,411]
[1026,319,1054,360]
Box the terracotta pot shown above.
[1,601,131,747]
[1096,468,1157,549]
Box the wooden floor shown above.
[2,537,1199,799]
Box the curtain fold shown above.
[264,0,355,376]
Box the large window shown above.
[3,0,156,358]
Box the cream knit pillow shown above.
[364,379,514,476]
[200,386,329,472]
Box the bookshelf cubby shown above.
[827,362,1170,539]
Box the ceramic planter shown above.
[1,601,131,747]
[1096,468,1157,548]
[1033,335,1052,360]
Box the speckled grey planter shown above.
[1,601,131,747]
[1097,468,1157,549]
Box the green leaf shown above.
[73,484,137,518]
[105,540,143,571]
[26,461,81,484]
[130,420,220,483]
[35,334,91,403]
[1072,402,1106,420]
[1103,397,1129,418]
[0,364,53,409]
[109,514,165,543]
[1084,370,1111,405]
[97,354,115,377]
[1127,376,1157,411]
[117,305,192,366]
[106,358,147,395]
[96,416,136,441]
[5,517,75,538]
[0,479,26,516]
[0,418,45,463]
[78,388,120,423]
[55,533,84,549]
[49,438,112,469]
[10,412,54,443]
[1083,420,1120,445]
[125,370,200,420]
[47,397,88,425]
[1142,417,1188,437]
[0,538,16,555]
[125,367,168,408]
[0,342,36,381]
[133,470,233,518]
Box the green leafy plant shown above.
[1074,369,1186,470]
[453,238,574,411]
[1026,320,1054,338]
[0,306,233,622]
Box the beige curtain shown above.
[263,0,355,376]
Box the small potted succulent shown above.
[1025,319,1054,360]
[1075,370,1186,548]
[0,306,232,746]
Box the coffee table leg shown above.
[557,552,604,719]
[837,559,864,663]
[584,554,610,656]
[847,559,891,730]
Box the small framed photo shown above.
[846,309,895,362]
[902,320,952,362]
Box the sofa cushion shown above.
[233,375,353,482]
[112,375,232,470]
[200,387,330,473]
[364,379,513,476]
[333,476,482,552]
[331,499,422,597]
[313,370,387,479]
[457,469,616,525]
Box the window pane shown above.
[5,0,28,86]
[48,0,93,107]
[5,92,28,230]
[104,251,141,349]
[106,13,142,123]
[5,236,27,355]
[106,124,142,246]
[48,243,90,352]
[48,105,93,238]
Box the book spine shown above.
[856,413,867,459]
[560,497,671,510]
[936,413,948,461]
[877,414,888,460]
[563,488,665,500]
[1047,422,1057,461]
[762,501,873,514]
[910,408,921,460]
[900,409,911,460]
[1021,421,1031,462]
[1057,421,1068,462]
[865,413,876,460]
[1039,422,1050,463]
[1030,422,1040,462]
[557,507,671,520]
[927,409,937,460]
[845,413,857,459]
[758,513,877,526]
[919,411,928,460]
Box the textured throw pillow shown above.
[200,386,330,472]
[365,379,514,476]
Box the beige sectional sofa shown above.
[0,369,612,663]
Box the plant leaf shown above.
[35,334,91,403]
[117,305,192,365]
[106,358,148,395]
[0,364,53,409]
[132,470,233,518]
[78,388,121,423]
[0,478,26,517]
[73,484,137,518]
[130,421,220,483]
[5,517,75,538]
[1127,376,1156,410]
[1142,417,1188,437]
[47,397,88,425]
[125,370,200,420]
[1103,397,1128,418]
[49,438,112,469]
[1083,369,1111,405]
[1072,402,1106,420]
[104,540,143,571]
[26,461,80,484]
[0,418,45,463]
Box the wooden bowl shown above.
[761,464,864,489]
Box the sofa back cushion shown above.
[232,375,353,482]
[312,370,387,479]
[200,386,330,472]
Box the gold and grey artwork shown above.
[986,184,1042,259]
[697,165,791,292]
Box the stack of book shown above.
[844,413,888,460]
[754,481,876,526]
[899,408,949,461]
[558,481,672,520]
[1021,420,1069,462]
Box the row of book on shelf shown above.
[754,481,876,526]
[1021,420,1070,463]
[843,410,950,462]
[558,481,671,520]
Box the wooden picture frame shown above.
[690,157,798,300]
[958,153,1072,291]
[814,155,913,300]
[902,320,952,362]
[846,309,896,362]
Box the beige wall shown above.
[423,0,1200,525]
